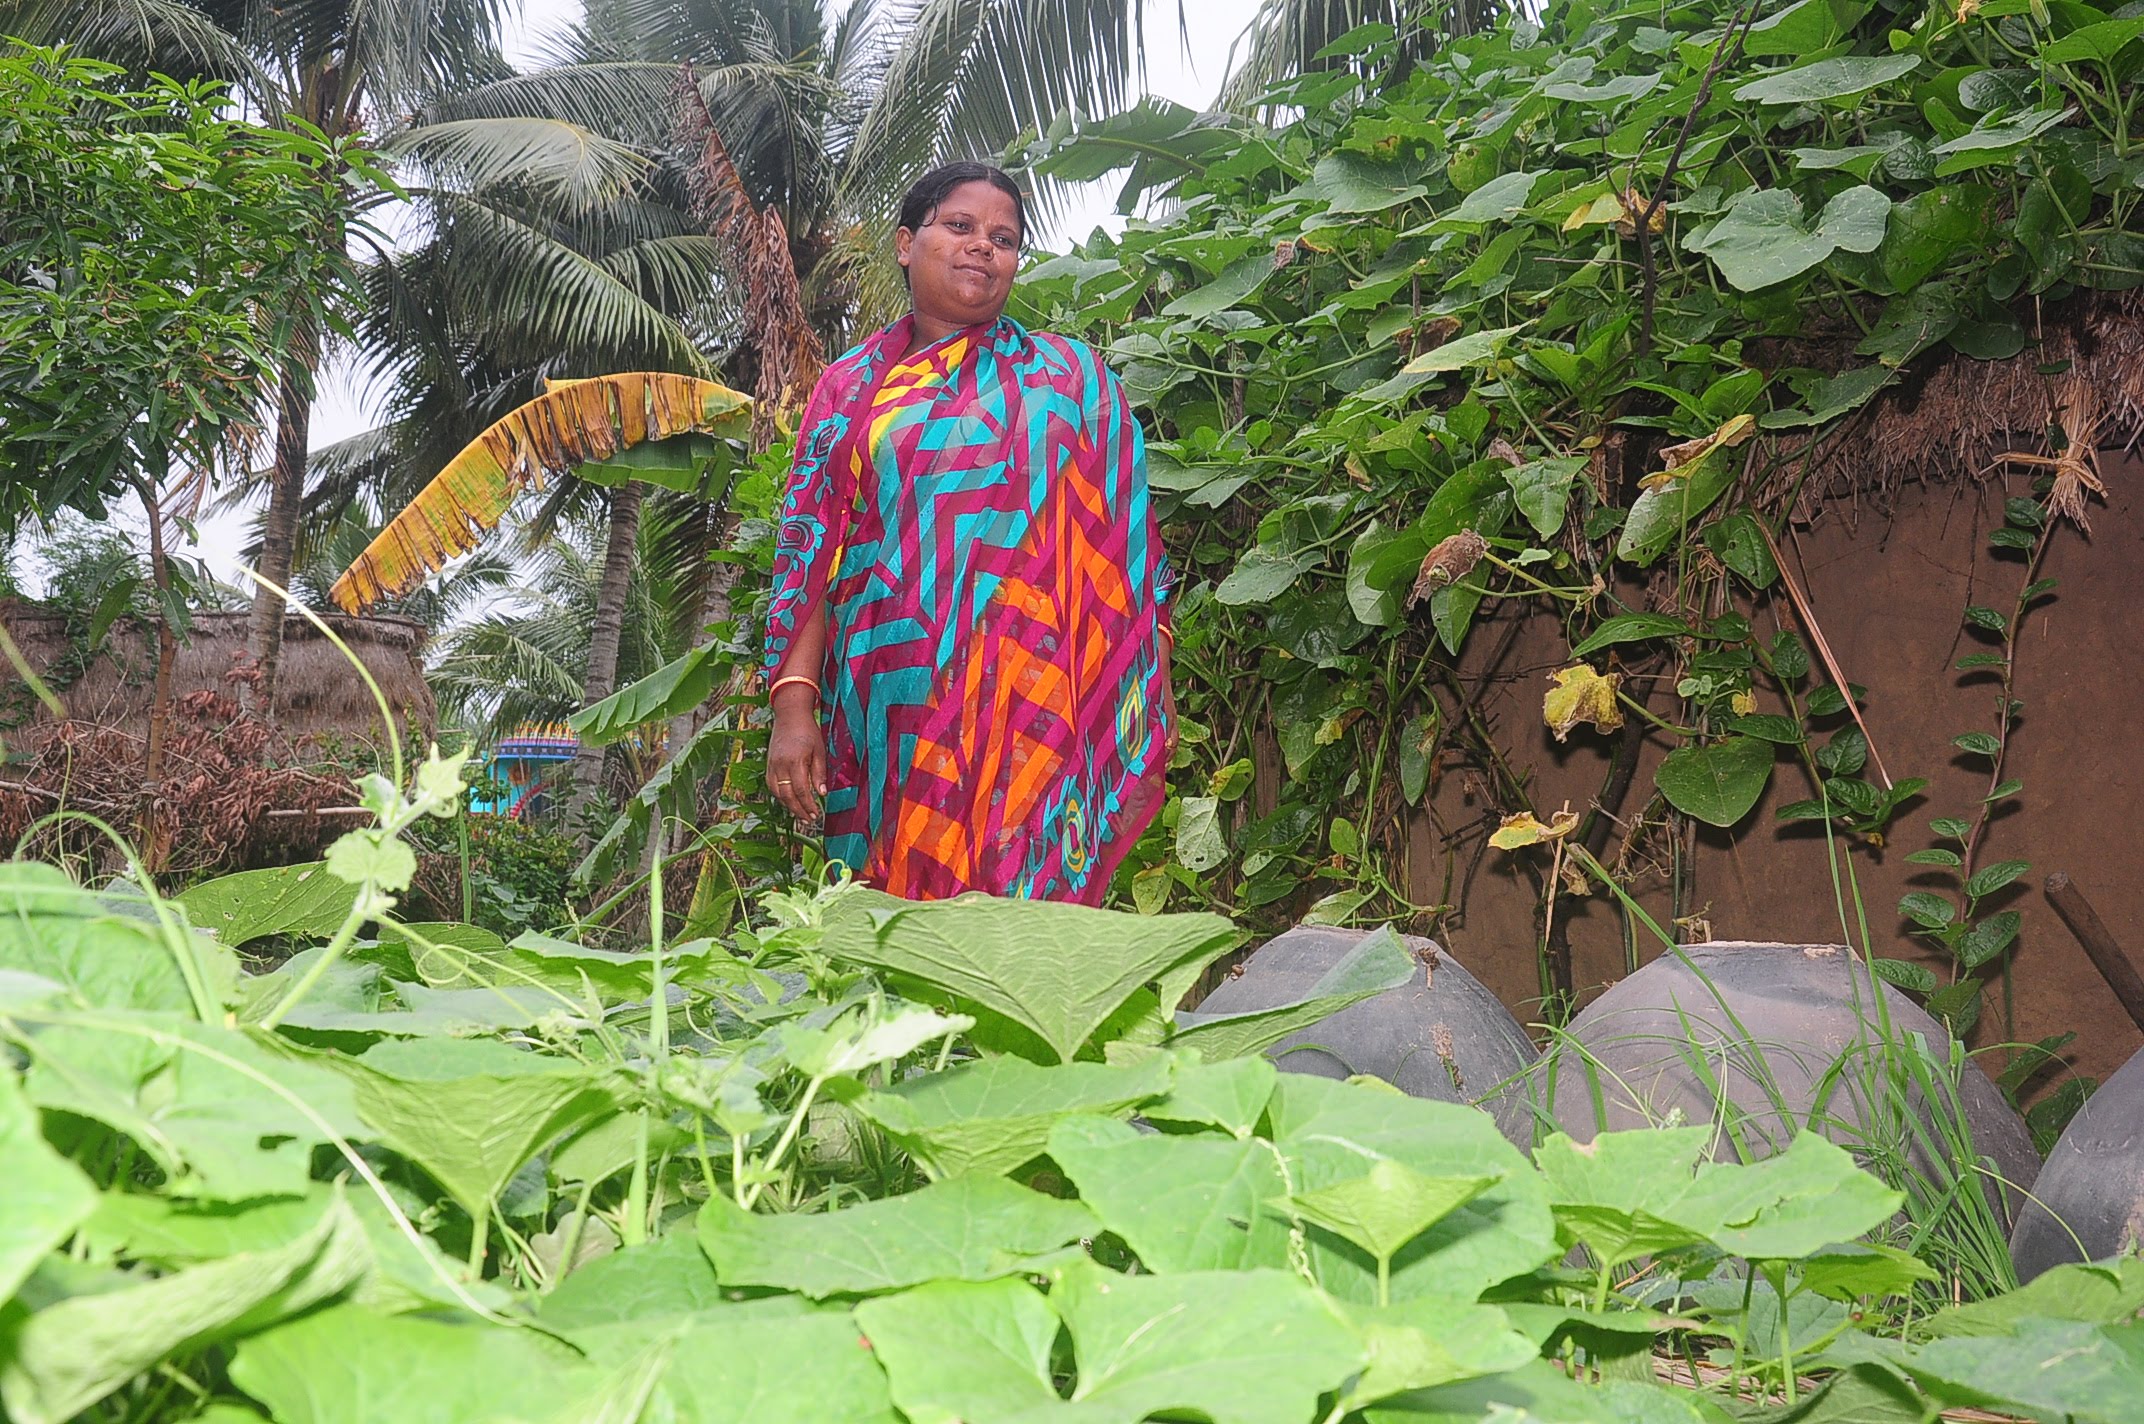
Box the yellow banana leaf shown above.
[329,373,751,613]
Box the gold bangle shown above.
[1156,624,1175,645]
[769,674,820,701]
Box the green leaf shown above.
[1798,1242,1939,1301]
[1538,1129,1902,1270]
[1049,1115,1294,1272]
[1215,545,1308,605]
[1534,1127,1715,1269]
[23,1021,364,1203]
[1987,777,2023,800]
[1727,715,1803,744]
[1898,891,1956,929]
[1433,169,1543,227]
[855,1055,1173,1178]
[1305,151,1429,213]
[1167,926,1414,1061]
[1956,653,2007,669]
[2,1198,368,1424]
[1965,860,2029,899]
[821,899,1237,1065]
[1951,731,2001,757]
[1282,1160,1501,1265]
[570,643,722,747]
[1267,1076,1556,1302]
[1571,613,1692,657]
[1732,54,1922,104]
[2041,16,2144,63]
[1654,737,1774,828]
[0,1069,95,1308]
[1702,510,1779,588]
[1142,1055,1278,1137]
[323,829,417,894]
[1685,186,1892,291]
[1052,1256,1366,1424]
[1615,440,1746,565]
[1931,817,1973,840]
[697,1174,1096,1297]
[1162,252,1273,320]
[177,863,358,949]
[1503,457,1585,537]
[230,1304,610,1424]
[1175,795,1229,874]
[1927,1258,2144,1337]
[1399,713,1436,804]
[1339,1298,1540,1410]
[1963,604,2007,630]
[1871,957,1938,994]
[298,1037,630,1219]
[1956,910,2021,969]
[1898,1318,2144,1424]
[853,1278,1061,1423]
[1904,848,1962,866]
[0,865,235,1014]
[1924,981,1982,1036]
[1403,324,1527,375]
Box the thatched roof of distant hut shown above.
[1766,290,2142,523]
[0,607,438,877]
[1,607,435,749]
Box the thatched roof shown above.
[1773,290,2142,520]
[1,606,435,748]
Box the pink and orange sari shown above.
[762,315,1174,903]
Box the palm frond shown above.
[388,115,655,212]
[330,372,749,611]
[0,0,259,88]
[416,61,686,146]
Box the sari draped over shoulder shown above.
[762,314,1175,904]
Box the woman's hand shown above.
[767,686,828,827]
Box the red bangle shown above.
[769,674,819,701]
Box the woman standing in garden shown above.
[761,162,1176,904]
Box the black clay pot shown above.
[2010,1043,2144,1281]
[1186,926,1538,1142]
[1529,941,2040,1226]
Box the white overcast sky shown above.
[65,0,1266,593]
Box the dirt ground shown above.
[1399,451,2144,1101]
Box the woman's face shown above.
[897,180,1021,330]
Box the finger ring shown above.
[777,779,793,785]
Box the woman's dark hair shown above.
[896,162,1027,243]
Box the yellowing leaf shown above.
[1731,689,1758,716]
[1639,414,1758,491]
[1543,664,1623,742]
[1489,809,1581,850]
[1562,191,1626,231]
[329,374,751,612]
[1614,187,1665,237]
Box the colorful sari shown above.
[762,314,1174,904]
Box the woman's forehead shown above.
[933,183,1020,223]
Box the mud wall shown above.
[1399,452,2143,1097]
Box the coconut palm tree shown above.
[426,0,1162,431]
[0,0,671,713]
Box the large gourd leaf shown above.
[855,1054,1173,1178]
[1048,1115,1293,1273]
[697,1174,1097,1298]
[820,899,1237,1065]
[1165,926,1415,1060]
[293,1037,630,1218]
[0,1068,95,1307]
[853,1278,1063,1423]
[1901,1317,2144,1424]
[0,1197,367,1424]
[22,1021,364,1202]
[656,1310,902,1424]
[230,1303,606,1424]
[1534,1129,1902,1270]
[0,864,234,1013]
[1052,1256,1365,1424]
[1266,1075,1557,1303]
[329,373,748,611]
[176,862,356,949]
